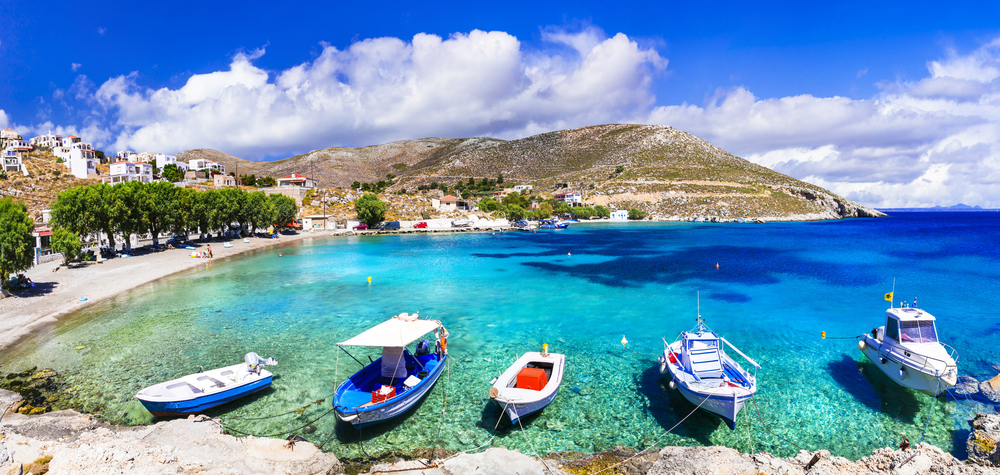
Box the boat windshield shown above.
[899,320,938,343]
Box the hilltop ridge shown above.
[179,124,883,221]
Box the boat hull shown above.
[673,381,749,430]
[491,352,565,425]
[859,335,954,396]
[335,354,447,429]
[500,387,561,425]
[660,342,756,430]
[137,375,272,417]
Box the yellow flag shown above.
[884,292,893,302]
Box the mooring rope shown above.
[750,393,809,454]
[214,407,338,439]
[512,404,556,475]
[918,378,941,445]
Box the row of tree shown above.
[51,182,298,250]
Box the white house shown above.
[154,153,188,172]
[30,133,62,149]
[103,161,153,184]
[610,210,629,221]
[3,148,24,175]
[276,173,317,188]
[554,191,582,206]
[66,141,98,179]
[188,158,225,174]
[513,185,533,193]
[0,128,20,149]
[432,195,459,212]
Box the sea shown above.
[2,212,998,461]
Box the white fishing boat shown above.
[136,352,277,417]
[658,307,760,429]
[858,296,958,396]
[451,219,473,228]
[489,346,564,425]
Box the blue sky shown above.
[1,1,999,207]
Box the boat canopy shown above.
[338,317,442,347]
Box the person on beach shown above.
[207,245,213,258]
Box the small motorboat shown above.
[659,306,760,429]
[136,352,277,417]
[538,220,568,229]
[451,219,473,228]
[489,346,565,425]
[858,297,958,396]
[333,313,449,428]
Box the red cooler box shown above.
[516,367,547,391]
[372,385,396,403]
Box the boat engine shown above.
[416,339,431,356]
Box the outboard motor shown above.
[416,339,431,356]
[245,352,278,374]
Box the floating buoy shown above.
[668,380,676,390]
[858,340,867,351]
[278,253,283,257]
[716,263,719,269]
[568,252,571,256]
[542,343,549,356]
[79,297,88,301]
[621,335,628,349]
[367,276,372,283]
[821,331,826,339]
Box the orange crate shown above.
[372,385,396,403]
[516,367,547,391]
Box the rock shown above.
[441,448,549,475]
[955,375,980,396]
[647,446,756,474]
[969,412,1000,467]
[981,375,1000,404]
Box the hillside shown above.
[180,124,883,221]
[0,151,103,222]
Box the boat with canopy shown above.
[333,313,449,428]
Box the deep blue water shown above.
[3,212,998,460]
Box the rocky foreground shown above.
[2,390,998,475]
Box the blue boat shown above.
[136,352,277,417]
[334,313,449,428]
[538,220,568,229]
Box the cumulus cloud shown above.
[93,28,665,159]
[71,63,82,72]
[647,38,1000,208]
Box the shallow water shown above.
[3,212,998,460]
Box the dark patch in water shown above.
[708,292,751,303]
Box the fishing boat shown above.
[538,220,568,229]
[858,297,958,396]
[489,345,565,425]
[333,313,449,428]
[136,352,277,417]
[658,307,760,429]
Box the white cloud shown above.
[93,29,666,160]
[97,27,106,36]
[71,63,82,72]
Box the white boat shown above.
[451,219,473,228]
[489,348,565,425]
[659,313,760,429]
[333,313,449,428]
[136,352,277,417]
[858,304,958,396]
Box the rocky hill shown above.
[180,124,883,221]
[0,151,103,222]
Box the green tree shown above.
[257,176,276,187]
[628,208,648,220]
[50,227,81,265]
[554,201,571,216]
[161,164,183,182]
[240,174,258,187]
[138,181,178,245]
[246,191,273,233]
[505,204,526,222]
[111,181,146,247]
[537,202,553,219]
[594,205,611,218]
[269,194,297,226]
[478,197,500,212]
[170,187,198,237]
[355,193,386,226]
[0,198,35,287]
[615,165,625,174]
[501,192,529,209]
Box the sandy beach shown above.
[0,231,323,352]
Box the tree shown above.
[615,165,625,175]
[111,181,146,248]
[478,197,500,212]
[50,227,81,265]
[138,181,178,245]
[257,176,276,187]
[628,208,648,220]
[0,198,35,287]
[594,205,611,218]
[240,174,258,187]
[355,193,386,226]
[537,202,552,219]
[170,187,198,237]
[497,173,504,184]
[505,204,526,222]
[554,201,571,216]
[161,164,183,182]
[246,191,273,233]
[501,192,528,209]
[269,194,297,226]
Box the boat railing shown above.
[881,340,958,376]
[720,337,761,369]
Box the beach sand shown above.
[0,231,323,351]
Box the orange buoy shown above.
[715,262,719,269]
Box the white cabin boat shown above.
[490,349,565,424]
[659,316,760,429]
[859,306,958,396]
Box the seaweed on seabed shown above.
[0,367,72,415]
[554,446,658,475]
[340,447,457,475]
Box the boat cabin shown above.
[680,332,725,380]
[883,308,939,345]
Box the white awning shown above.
[338,317,443,347]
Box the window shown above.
[900,321,938,343]
[886,317,899,341]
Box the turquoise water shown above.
[3,213,999,460]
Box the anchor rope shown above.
[918,378,941,445]
[586,391,711,475]
[750,393,809,454]
[512,404,556,475]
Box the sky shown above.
[1,1,999,208]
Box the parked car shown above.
[378,221,401,230]
[353,223,369,230]
[414,222,428,228]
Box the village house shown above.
[214,174,236,187]
[276,173,317,188]
[513,185,533,193]
[102,161,153,185]
[554,191,583,207]
[2,129,31,175]
[30,132,62,149]
[492,188,513,200]
[0,128,20,149]
[65,139,99,179]
[188,158,225,174]
[432,195,459,212]
[154,153,188,172]
[610,210,629,220]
